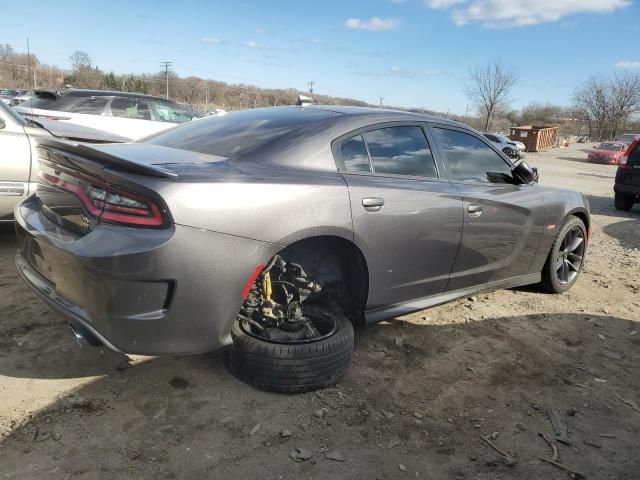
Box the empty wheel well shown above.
[276,236,369,326]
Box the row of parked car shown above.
[0,87,233,223]
[0,88,36,106]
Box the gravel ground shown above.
[0,143,638,479]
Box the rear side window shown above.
[363,126,437,177]
[70,97,109,115]
[340,135,371,172]
[433,127,513,184]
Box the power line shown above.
[378,97,384,108]
[307,81,315,98]
[160,61,172,99]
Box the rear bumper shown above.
[614,183,640,197]
[15,195,281,355]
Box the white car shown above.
[0,101,129,221]
[483,132,526,153]
[14,89,194,140]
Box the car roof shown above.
[61,89,171,101]
[304,104,466,128]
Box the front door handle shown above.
[362,197,385,212]
[468,205,483,217]
[0,183,26,196]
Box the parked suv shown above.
[15,89,193,139]
[614,140,640,211]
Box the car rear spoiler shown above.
[35,137,177,179]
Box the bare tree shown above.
[607,72,640,138]
[68,51,92,72]
[465,60,519,132]
[573,73,640,140]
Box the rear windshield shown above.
[145,107,338,158]
[598,143,623,151]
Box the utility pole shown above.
[160,61,172,99]
[205,83,209,111]
[307,81,315,98]
[378,97,384,108]
[26,37,33,89]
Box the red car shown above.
[587,142,627,165]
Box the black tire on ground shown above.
[226,305,354,393]
[540,216,587,294]
[614,193,634,211]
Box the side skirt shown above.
[364,272,541,324]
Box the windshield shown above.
[598,143,623,151]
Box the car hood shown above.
[26,118,132,143]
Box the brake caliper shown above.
[238,255,322,341]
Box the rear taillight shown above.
[39,169,167,228]
[619,139,639,170]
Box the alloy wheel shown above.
[556,226,585,285]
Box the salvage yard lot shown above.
[0,143,639,479]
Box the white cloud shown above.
[201,36,222,44]
[424,0,630,28]
[241,41,258,48]
[345,17,400,31]
[615,61,640,69]
[424,0,465,8]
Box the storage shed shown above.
[509,126,559,152]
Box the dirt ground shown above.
[0,143,639,479]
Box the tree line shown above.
[2,45,639,138]
[463,59,640,139]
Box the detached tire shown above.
[226,305,354,393]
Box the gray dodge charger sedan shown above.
[15,106,590,392]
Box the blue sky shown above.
[2,0,639,113]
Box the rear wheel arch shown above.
[274,235,369,326]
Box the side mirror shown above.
[512,160,538,184]
[0,117,5,129]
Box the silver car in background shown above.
[0,101,129,221]
[14,106,590,393]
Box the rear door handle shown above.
[468,205,483,217]
[362,197,385,211]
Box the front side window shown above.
[70,97,109,115]
[149,100,193,123]
[110,97,152,120]
[363,126,438,177]
[432,127,513,184]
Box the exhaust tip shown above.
[70,322,102,347]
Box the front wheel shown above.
[226,304,354,393]
[614,193,634,211]
[540,216,587,293]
